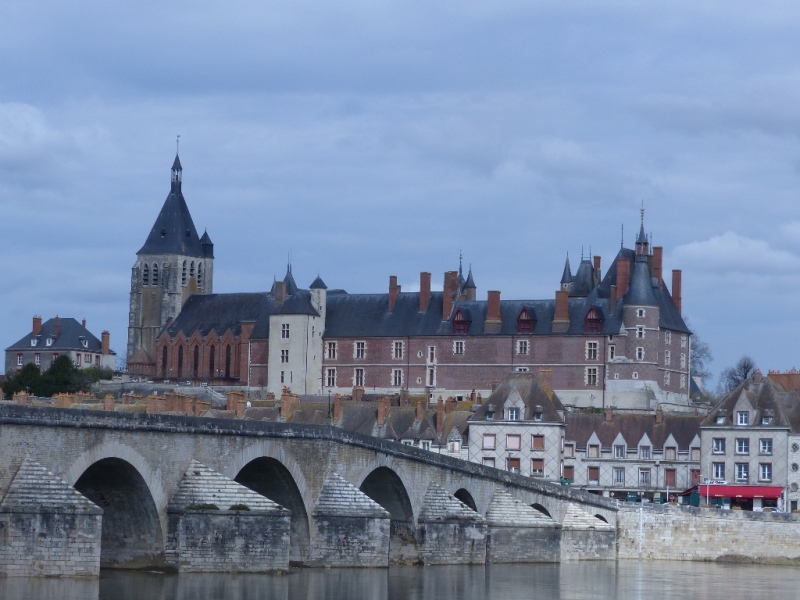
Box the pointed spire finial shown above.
[176,134,180,155]
[621,223,624,249]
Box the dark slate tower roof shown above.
[200,229,214,259]
[560,255,572,285]
[310,275,328,290]
[569,258,595,297]
[464,267,476,289]
[284,264,299,295]
[137,155,205,257]
[625,254,658,306]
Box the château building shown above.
[127,155,692,409]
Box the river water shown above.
[3,562,799,600]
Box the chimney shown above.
[610,284,617,312]
[274,281,287,307]
[388,276,399,312]
[436,396,445,436]
[616,258,630,298]
[655,405,664,424]
[652,247,663,288]
[416,399,425,421]
[604,405,614,422]
[377,396,389,425]
[82,318,86,328]
[553,290,569,332]
[671,270,682,314]
[333,394,342,423]
[352,386,364,402]
[101,331,110,355]
[445,396,457,413]
[32,316,42,336]
[442,271,458,320]
[419,272,431,312]
[280,387,293,419]
[754,369,763,383]
[593,256,601,287]
[484,290,502,333]
[54,315,61,338]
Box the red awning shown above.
[698,484,783,500]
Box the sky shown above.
[3,1,800,388]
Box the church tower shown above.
[127,154,214,373]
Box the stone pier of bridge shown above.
[0,405,617,577]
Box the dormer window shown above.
[507,407,520,421]
[585,307,602,333]
[81,338,88,349]
[737,411,749,426]
[453,310,469,335]
[762,414,773,425]
[517,308,534,334]
[533,405,543,422]
[30,338,37,347]
[46,338,53,347]
[715,415,725,425]
[486,404,495,421]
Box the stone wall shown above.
[617,505,800,562]
[312,516,390,567]
[487,525,561,563]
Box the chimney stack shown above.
[655,405,664,424]
[616,258,630,298]
[333,394,342,423]
[388,276,399,312]
[604,405,614,422]
[553,290,569,332]
[274,281,286,307]
[652,247,663,288]
[671,269,682,314]
[593,256,602,287]
[484,290,502,333]
[416,399,425,421]
[32,316,42,336]
[754,369,763,383]
[102,331,110,355]
[419,272,431,312]
[445,396,457,413]
[377,396,389,425]
[442,271,458,320]
[54,315,60,338]
[352,386,364,402]
[610,284,617,312]
[436,396,445,436]
[82,318,86,328]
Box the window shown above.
[608,345,616,360]
[637,308,645,318]
[16,353,23,366]
[143,263,149,285]
[691,447,701,461]
[531,459,544,476]
[760,439,772,455]
[737,411,749,426]
[52,353,58,359]
[453,310,469,335]
[421,441,431,451]
[85,353,91,363]
[196,263,202,288]
[482,457,495,468]
[326,368,336,387]
[393,341,404,359]
[453,341,465,355]
[30,338,37,347]
[532,435,545,450]
[665,447,676,461]
[533,408,543,421]
[585,308,602,333]
[209,346,215,375]
[354,341,366,359]
[586,341,598,360]
[76,354,82,366]
[516,339,529,355]
[507,434,521,451]
[640,446,651,459]
[507,407,520,421]
[691,469,700,484]
[762,414,773,425]
[716,414,726,425]
[427,366,436,386]
[735,439,749,454]
[636,326,644,339]
[588,444,600,458]
[482,434,496,450]
[664,372,670,386]
[665,331,671,344]
[712,438,725,453]
[585,367,598,386]
[428,346,436,362]
[506,457,521,474]
[664,350,671,367]
[34,353,41,366]
[354,368,365,386]
[636,347,645,361]
[81,339,88,348]
[613,468,625,485]
[517,308,534,334]
[680,374,686,389]
[614,444,626,458]
[680,353,686,369]
[182,261,187,285]
[46,338,53,347]
[588,467,600,484]
[280,349,289,364]
[665,469,676,487]
[281,324,290,339]
[639,469,651,485]
[563,465,575,480]
[713,462,725,479]
[632,372,639,379]
[760,463,772,481]
[190,261,195,278]
[326,342,337,360]
[565,444,575,458]
[681,335,687,348]
[735,463,749,483]
[515,367,530,373]
[392,369,403,387]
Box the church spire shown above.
[635,202,649,255]
[171,153,182,191]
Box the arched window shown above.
[177,346,184,377]
[225,345,232,379]
[452,310,469,335]
[585,307,602,333]
[190,261,195,278]
[182,261,187,285]
[193,346,199,378]
[161,346,168,376]
[209,346,216,377]
[142,264,149,285]
[197,263,203,288]
[152,263,159,286]
[517,308,534,334]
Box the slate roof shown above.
[702,376,794,429]
[6,317,113,354]
[310,275,328,290]
[138,156,207,257]
[164,293,271,339]
[471,373,565,423]
[272,290,320,317]
[565,411,703,449]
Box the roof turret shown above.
[284,263,298,295]
[464,267,476,289]
[310,275,328,290]
[560,254,572,285]
[200,229,214,259]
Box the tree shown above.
[717,355,757,396]
[684,318,713,385]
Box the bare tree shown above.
[717,355,757,395]
[684,319,713,385]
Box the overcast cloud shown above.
[3,1,800,385]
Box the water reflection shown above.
[3,562,800,600]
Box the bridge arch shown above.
[454,488,477,512]
[231,445,312,564]
[532,503,552,519]
[73,457,164,569]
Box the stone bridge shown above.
[0,405,616,577]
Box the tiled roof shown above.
[566,411,702,449]
[471,373,565,423]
